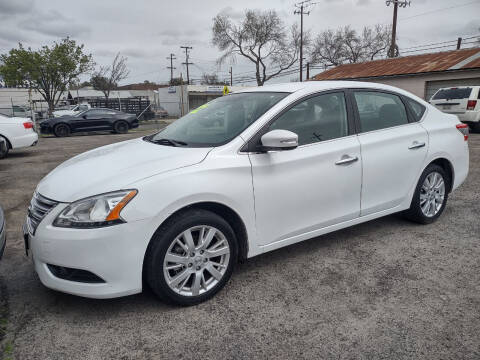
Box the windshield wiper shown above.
[147,137,188,147]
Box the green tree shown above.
[0,38,93,115]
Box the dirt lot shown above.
[0,128,479,359]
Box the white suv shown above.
[25,81,469,305]
[430,86,480,132]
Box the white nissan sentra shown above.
[25,81,469,305]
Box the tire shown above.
[0,135,9,159]
[53,123,71,137]
[404,164,449,224]
[113,120,129,134]
[145,209,238,305]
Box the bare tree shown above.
[212,9,300,86]
[201,73,227,85]
[310,29,345,66]
[311,25,391,66]
[91,52,130,99]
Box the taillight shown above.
[23,122,34,129]
[467,100,477,110]
[456,123,469,141]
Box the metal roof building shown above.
[311,48,480,100]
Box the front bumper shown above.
[27,204,154,299]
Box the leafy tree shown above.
[91,53,129,99]
[311,25,391,66]
[212,9,300,86]
[0,38,93,114]
[169,77,185,86]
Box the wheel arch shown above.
[428,157,454,193]
[141,201,249,284]
[0,133,12,149]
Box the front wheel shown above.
[145,209,238,305]
[404,164,449,224]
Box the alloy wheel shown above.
[420,171,445,217]
[163,225,230,297]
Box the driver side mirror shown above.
[82,115,87,119]
[260,129,298,151]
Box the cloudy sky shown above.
[0,0,478,85]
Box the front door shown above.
[249,91,362,246]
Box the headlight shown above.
[53,190,137,228]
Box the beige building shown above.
[311,48,480,100]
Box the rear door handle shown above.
[335,155,359,165]
[408,141,426,150]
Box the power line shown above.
[399,0,478,21]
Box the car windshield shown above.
[146,92,289,147]
[433,87,472,100]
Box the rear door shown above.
[351,90,428,216]
[430,87,472,115]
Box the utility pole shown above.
[457,37,462,49]
[294,0,311,82]
[306,62,310,80]
[386,0,411,58]
[166,53,176,83]
[229,67,233,86]
[180,46,193,85]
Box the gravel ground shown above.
[0,127,479,359]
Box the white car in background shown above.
[25,81,469,305]
[430,86,480,132]
[53,103,91,118]
[0,114,38,158]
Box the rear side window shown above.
[353,91,408,132]
[405,98,426,122]
[432,88,472,100]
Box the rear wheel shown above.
[53,123,70,137]
[113,120,129,134]
[145,209,238,305]
[404,164,448,224]
[0,135,9,159]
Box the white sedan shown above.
[25,81,469,305]
[0,114,38,158]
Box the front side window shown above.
[148,92,288,147]
[268,92,348,146]
[354,91,408,132]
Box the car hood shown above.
[37,138,213,202]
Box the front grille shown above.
[27,192,58,235]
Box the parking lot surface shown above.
[0,128,479,359]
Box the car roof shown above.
[233,80,414,94]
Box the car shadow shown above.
[34,213,417,314]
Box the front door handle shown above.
[335,155,359,165]
[408,141,426,150]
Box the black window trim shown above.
[241,89,356,153]
[347,88,417,134]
